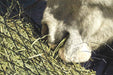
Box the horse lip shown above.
[48,33,69,50]
[48,43,57,49]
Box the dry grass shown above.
[0,0,95,75]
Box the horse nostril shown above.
[41,23,49,36]
[41,22,49,40]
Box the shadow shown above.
[83,42,113,75]
[0,0,47,38]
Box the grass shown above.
[0,0,95,75]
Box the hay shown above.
[0,0,95,75]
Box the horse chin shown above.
[59,43,91,63]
